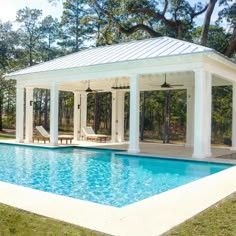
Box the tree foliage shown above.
[16,7,43,66]
[60,0,96,51]
[92,0,236,57]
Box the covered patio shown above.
[5,36,236,158]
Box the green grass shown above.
[0,134,15,140]
[163,192,236,236]
[0,204,105,236]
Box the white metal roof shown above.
[7,36,213,78]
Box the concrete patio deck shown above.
[92,142,236,159]
[1,139,236,161]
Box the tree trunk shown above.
[200,0,217,45]
[224,28,236,57]
[75,0,79,52]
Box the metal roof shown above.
[7,36,213,77]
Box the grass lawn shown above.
[0,203,105,236]
[163,192,236,236]
[0,134,15,140]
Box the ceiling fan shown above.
[77,81,103,93]
[154,74,184,89]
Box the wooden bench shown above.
[58,136,73,144]
[33,136,73,144]
[33,136,49,144]
[87,135,107,142]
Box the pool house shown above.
[5,36,236,159]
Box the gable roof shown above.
[6,36,213,78]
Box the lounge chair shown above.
[34,125,73,144]
[82,126,108,142]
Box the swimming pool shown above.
[0,144,233,207]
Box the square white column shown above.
[25,87,34,143]
[128,75,140,153]
[117,91,125,142]
[231,83,236,150]
[16,84,24,143]
[50,82,59,145]
[73,92,81,140]
[192,70,212,158]
[186,87,194,146]
[80,93,87,136]
[112,91,117,142]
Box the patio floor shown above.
[1,139,236,161]
[86,141,236,163]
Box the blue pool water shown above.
[0,144,232,207]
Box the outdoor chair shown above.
[34,125,73,144]
[82,126,108,142]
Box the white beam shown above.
[128,75,140,153]
[231,83,236,150]
[73,92,81,140]
[186,87,194,146]
[25,87,34,142]
[117,91,125,142]
[10,56,204,86]
[50,82,59,145]
[16,84,24,142]
[193,70,212,158]
[112,91,117,142]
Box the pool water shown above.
[0,144,232,207]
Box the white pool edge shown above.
[0,165,236,236]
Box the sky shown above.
[0,0,63,23]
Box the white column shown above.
[186,87,194,146]
[193,70,212,158]
[50,82,59,145]
[117,91,125,142]
[128,75,140,153]
[205,72,212,156]
[80,93,87,136]
[73,92,81,140]
[112,91,117,142]
[25,87,34,142]
[16,84,24,143]
[231,83,236,150]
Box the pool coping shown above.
[0,143,236,235]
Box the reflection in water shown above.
[0,144,232,207]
